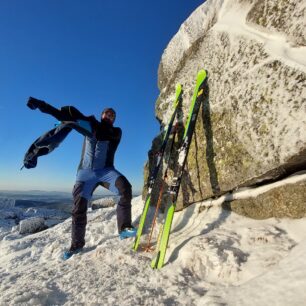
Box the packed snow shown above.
[0,191,306,305]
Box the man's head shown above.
[101,107,116,125]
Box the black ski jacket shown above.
[23,103,121,169]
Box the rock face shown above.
[226,178,306,219]
[145,0,306,215]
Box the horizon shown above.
[0,188,141,196]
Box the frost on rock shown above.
[246,0,306,47]
[19,217,46,235]
[158,0,224,90]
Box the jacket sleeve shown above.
[27,98,120,139]
[27,98,94,123]
[59,106,95,122]
[23,124,73,169]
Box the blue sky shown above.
[0,0,204,194]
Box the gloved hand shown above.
[27,97,45,110]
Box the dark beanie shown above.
[102,107,116,117]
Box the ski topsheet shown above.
[151,69,207,269]
[133,84,182,251]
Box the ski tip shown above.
[173,83,182,107]
[196,69,207,84]
[175,83,182,93]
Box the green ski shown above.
[133,84,182,251]
[151,69,207,269]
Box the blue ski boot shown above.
[119,227,137,240]
[63,248,82,260]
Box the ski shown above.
[151,69,207,269]
[133,83,183,251]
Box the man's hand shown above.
[27,97,45,110]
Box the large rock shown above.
[19,217,46,235]
[146,0,306,211]
[225,179,306,219]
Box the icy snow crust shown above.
[0,196,306,305]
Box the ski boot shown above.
[63,247,82,260]
[119,227,137,240]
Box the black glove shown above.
[27,97,45,110]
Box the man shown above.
[26,97,136,260]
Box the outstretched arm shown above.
[27,97,93,122]
[27,97,65,121]
[27,97,100,137]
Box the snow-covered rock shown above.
[19,217,46,234]
[0,200,70,239]
[22,207,70,220]
[146,0,306,213]
[91,197,116,210]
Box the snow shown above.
[0,197,70,240]
[0,195,306,305]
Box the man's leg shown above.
[98,168,132,233]
[115,176,133,232]
[70,178,97,250]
